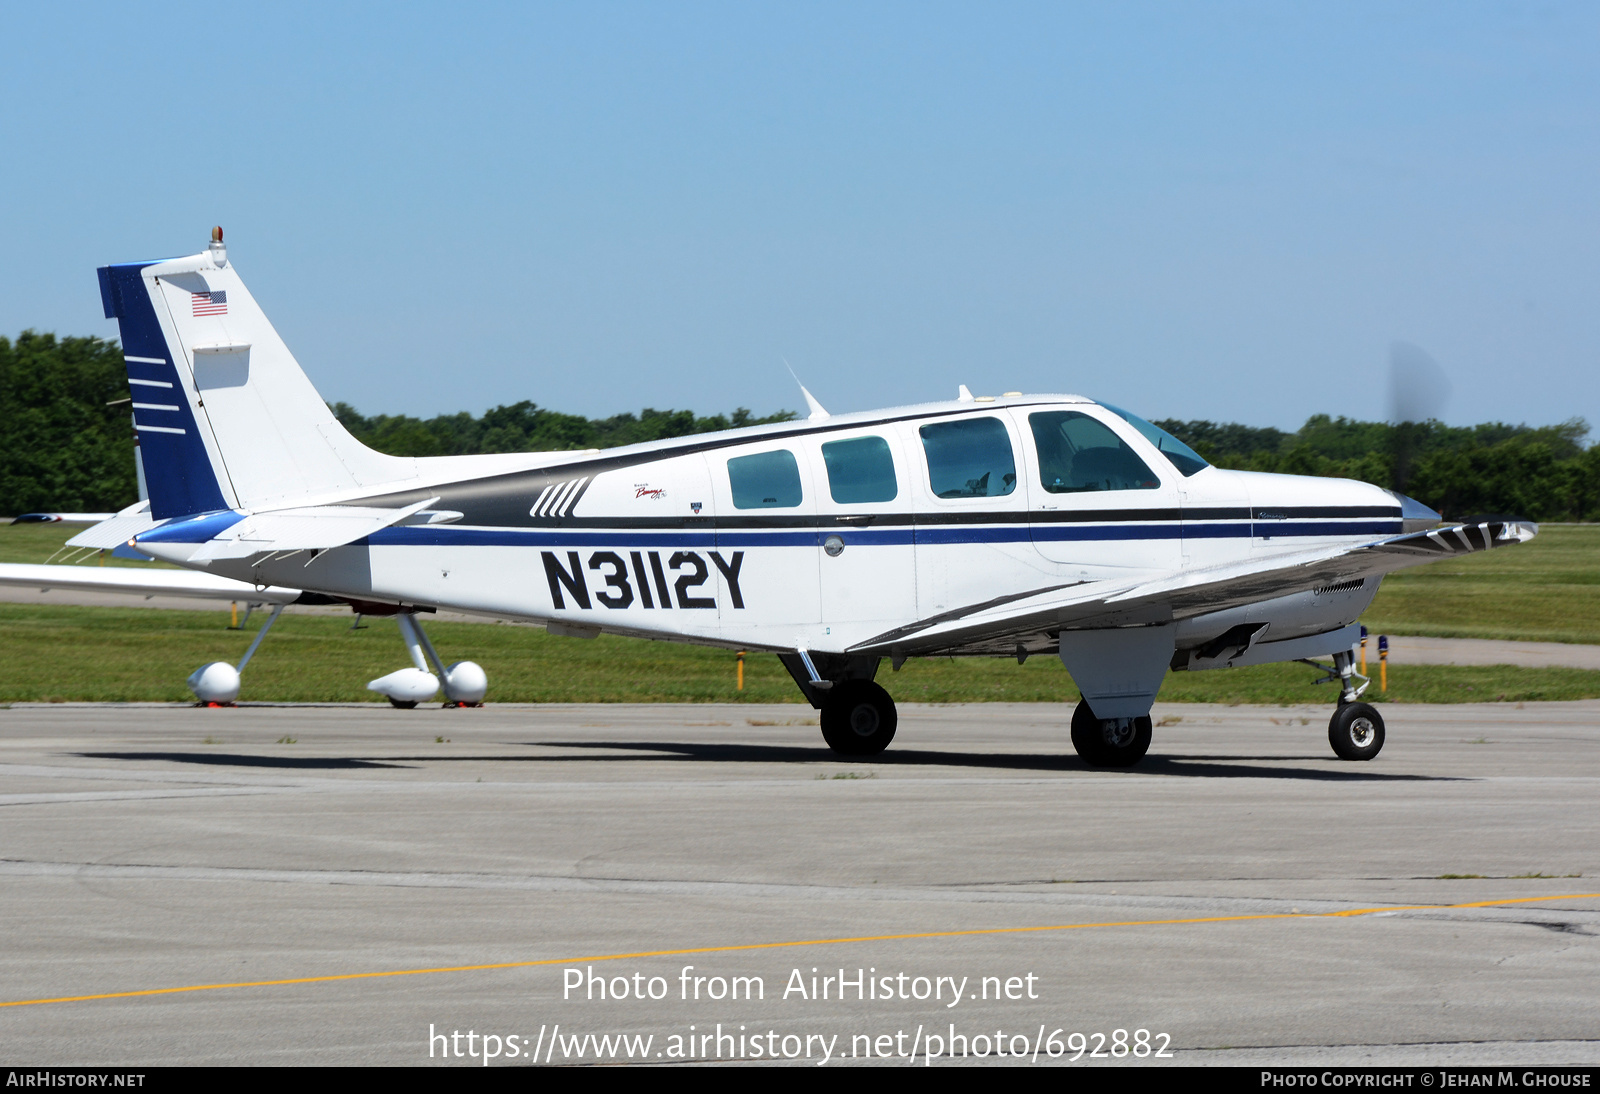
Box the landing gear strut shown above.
[1070,701,1152,767]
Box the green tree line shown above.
[0,333,136,514]
[328,401,796,456]
[3,330,1597,521]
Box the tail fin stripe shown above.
[136,425,188,435]
[124,355,167,365]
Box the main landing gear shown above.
[1069,701,1153,767]
[820,680,898,755]
[779,652,897,758]
[1311,648,1384,761]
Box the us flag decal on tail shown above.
[192,290,227,316]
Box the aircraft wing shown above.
[851,519,1537,657]
[11,513,117,526]
[0,563,302,604]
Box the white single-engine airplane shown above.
[5,229,1538,763]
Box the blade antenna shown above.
[782,356,829,421]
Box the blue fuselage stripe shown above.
[361,520,1403,549]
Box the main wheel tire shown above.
[1328,702,1385,760]
[1070,700,1153,767]
[820,680,898,757]
[388,697,419,710]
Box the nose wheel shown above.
[1070,701,1152,767]
[1328,702,1385,760]
[1315,648,1384,760]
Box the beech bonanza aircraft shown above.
[0,229,1536,765]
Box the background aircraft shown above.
[10,513,115,525]
[0,230,1537,763]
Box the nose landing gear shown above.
[1312,648,1384,760]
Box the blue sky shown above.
[2,2,1597,432]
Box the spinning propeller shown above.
[1386,341,1452,493]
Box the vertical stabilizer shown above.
[98,230,418,519]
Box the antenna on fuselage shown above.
[782,356,830,421]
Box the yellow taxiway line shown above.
[3,891,1595,1010]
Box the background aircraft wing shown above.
[852,519,1537,657]
[0,563,302,604]
[11,513,117,525]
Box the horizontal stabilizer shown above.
[0,563,301,604]
[65,501,160,550]
[156,499,448,559]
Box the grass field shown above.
[3,521,1597,704]
[1364,524,1600,645]
[2,601,1598,705]
[0,522,179,569]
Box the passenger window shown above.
[919,417,1017,499]
[728,449,803,508]
[1029,411,1160,493]
[822,436,898,504]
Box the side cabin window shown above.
[1029,410,1160,493]
[728,449,803,508]
[919,417,1017,499]
[821,435,898,503]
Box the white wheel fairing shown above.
[187,661,240,703]
[367,667,439,703]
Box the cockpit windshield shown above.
[1098,403,1210,477]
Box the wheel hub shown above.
[1101,717,1136,748]
[849,703,881,737]
[1348,717,1375,747]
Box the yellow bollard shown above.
[736,650,745,691]
[231,601,239,629]
[1378,635,1388,693]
